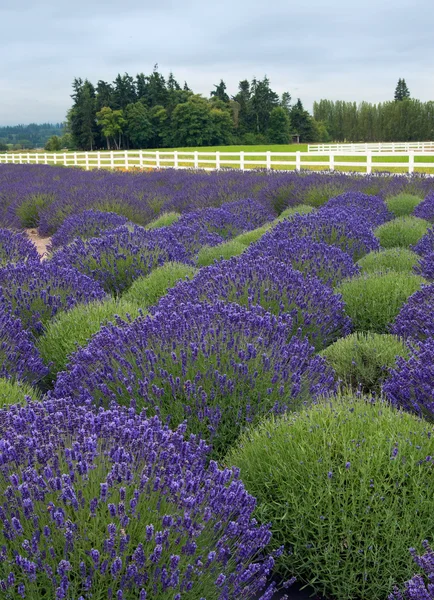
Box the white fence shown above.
[308,141,434,152]
[1,149,434,174]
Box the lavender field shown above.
[1,164,434,599]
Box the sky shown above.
[0,0,433,125]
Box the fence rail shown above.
[308,141,434,153]
[1,149,434,174]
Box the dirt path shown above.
[25,229,51,259]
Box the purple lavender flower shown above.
[52,300,336,457]
[383,338,434,420]
[320,192,393,228]
[391,284,434,341]
[0,228,40,266]
[49,210,129,250]
[0,396,281,599]
[413,191,434,223]
[412,227,434,257]
[0,261,106,335]
[389,541,434,599]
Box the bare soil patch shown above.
[25,228,51,259]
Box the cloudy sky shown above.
[0,0,432,125]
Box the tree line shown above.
[0,123,65,151]
[66,66,318,151]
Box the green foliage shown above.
[386,193,423,217]
[122,262,197,307]
[37,299,142,381]
[357,247,420,274]
[290,99,317,142]
[374,216,430,248]
[303,184,346,207]
[233,225,272,246]
[16,193,55,227]
[196,240,246,266]
[336,272,425,333]
[171,95,234,147]
[96,106,126,150]
[144,212,181,229]
[267,107,291,144]
[276,204,315,220]
[228,396,434,600]
[124,102,152,148]
[44,135,62,151]
[394,78,411,101]
[0,378,39,405]
[320,332,409,394]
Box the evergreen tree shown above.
[210,80,229,102]
[69,79,98,150]
[124,102,153,148]
[112,73,137,110]
[394,78,411,101]
[250,76,279,134]
[268,107,291,143]
[290,99,316,142]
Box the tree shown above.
[250,76,279,134]
[290,99,317,142]
[112,73,137,110]
[171,96,214,147]
[124,102,152,148]
[96,107,126,149]
[280,92,292,115]
[44,136,62,151]
[69,79,98,150]
[394,78,411,101]
[268,107,291,143]
[210,80,229,103]
[0,142,8,151]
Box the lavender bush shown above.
[0,398,282,599]
[391,284,434,341]
[414,253,434,281]
[156,256,352,350]
[49,210,129,250]
[319,191,393,227]
[390,541,434,600]
[52,301,336,457]
[51,225,189,295]
[177,207,252,240]
[412,227,434,257]
[413,191,434,222]
[0,228,40,266]
[383,337,434,419]
[0,311,48,383]
[0,261,107,335]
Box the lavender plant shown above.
[0,398,282,599]
[52,301,336,457]
[0,228,40,266]
[320,191,393,227]
[49,210,129,250]
[374,216,430,249]
[156,257,352,350]
[228,396,434,600]
[391,284,434,341]
[357,248,420,275]
[413,191,434,222]
[177,207,251,240]
[414,252,434,281]
[196,240,247,267]
[386,193,423,217]
[0,261,107,335]
[411,226,434,257]
[390,541,434,600]
[383,337,434,419]
[0,311,48,383]
[50,225,189,295]
[0,377,39,405]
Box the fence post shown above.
[19,154,22,165]
[216,151,220,170]
[110,151,114,169]
[139,150,143,169]
[409,150,414,174]
[174,151,178,169]
[97,152,101,169]
[35,153,39,165]
[366,150,372,174]
[295,151,301,172]
[329,153,334,172]
[266,151,271,171]
[27,152,30,164]
[44,153,48,165]
[156,151,160,169]
[64,153,67,166]
[124,150,128,170]
[85,153,89,171]
[392,143,396,152]
[53,153,57,165]
[74,153,78,167]
[240,151,245,171]
[193,151,199,169]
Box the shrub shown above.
[228,396,434,600]
[413,191,434,222]
[0,378,39,405]
[247,237,359,287]
[390,541,434,600]
[276,204,315,221]
[391,284,434,341]
[15,193,55,227]
[177,207,251,240]
[320,332,409,394]
[165,222,223,259]
[122,262,198,307]
[49,210,129,250]
[51,225,189,295]
[144,211,180,229]
[302,182,346,207]
[37,298,143,381]
[222,198,276,229]
[253,211,380,261]
[383,337,434,419]
[0,227,40,266]
[52,301,336,458]
[232,224,271,246]
[196,240,246,266]
[357,248,420,275]
[0,398,279,599]
[158,257,352,350]
[374,216,430,248]
[411,226,434,257]
[0,261,106,335]
[320,192,393,227]
[0,311,48,383]
[336,272,425,334]
[414,252,434,281]
[386,193,423,217]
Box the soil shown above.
[25,228,51,259]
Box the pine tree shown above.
[394,78,411,101]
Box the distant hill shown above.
[0,123,65,149]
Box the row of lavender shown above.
[1,165,434,598]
